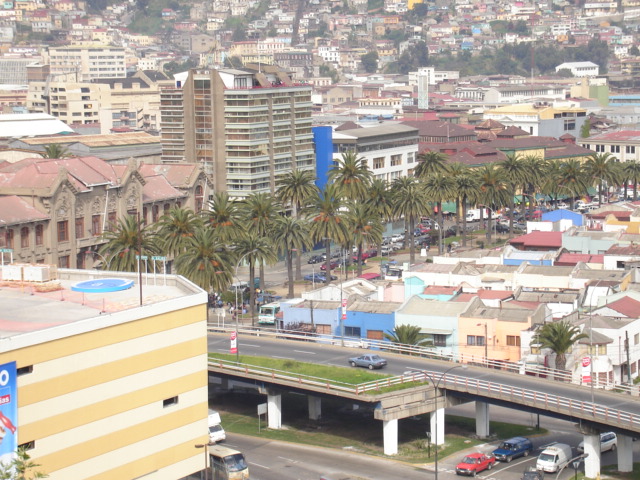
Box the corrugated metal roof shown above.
[0,113,74,138]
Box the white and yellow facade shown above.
[0,269,209,479]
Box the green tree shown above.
[329,151,373,201]
[453,167,479,247]
[533,320,587,372]
[623,161,640,201]
[557,160,589,209]
[0,446,48,479]
[271,216,311,299]
[234,235,277,324]
[423,173,456,254]
[41,144,71,159]
[174,227,233,293]
[306,184,348,284]
[498,154,527,236]
[240,193,282,289]
[364,178,395,263]
[360,51,379,73]
[391,177,428,263]
[276,169,319,280]
[630,45,640,56]
[384,324,430,346]
[414,150,449,178]
[155,207,202,260]
[99,215,159,272]
[206,192,243,244]
[585,152,621,206]
[344,201,383,276]
[580,117,591,138]
[476,164,510,244]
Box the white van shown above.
[536,443,572,473]
[208,411,226,443]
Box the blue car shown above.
[492,437,533,462]
[303,273,337,282]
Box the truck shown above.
[258,302,280,325]
[466,208,499,222]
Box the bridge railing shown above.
[418,370,640,432]
[209,325,635,395]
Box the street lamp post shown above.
[477,322,489,365]
[84,250,111,271]
[418,365,467,480]
[234,250,257,364]
[195,441,216,480]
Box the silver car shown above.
[348,354,387,369]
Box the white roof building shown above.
[555,61,600,77]
[0,113,74,139]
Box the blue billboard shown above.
[0,362,17,465]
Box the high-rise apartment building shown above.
[46,46,126,81]
[160,65,315,198]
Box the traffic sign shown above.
[135,255,148,260]
[151,256,166,261]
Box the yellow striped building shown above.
[0,267,209,479]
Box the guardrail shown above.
[207,359,427,395]
[208,325,637,395]
[206,360,640,432]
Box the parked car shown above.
[391,233,405,243]
[307,255,323,264]
[536,443,572,473]
[348,354,387,369]
[320,261,339,271]
[381,246,392,256]
[208,423,226,443]
[496,223,510,234]
[455,453,495,476]
[492,437,533,462]
[521,466,544,480]
[578,432,617,453]
[303,273,337,282]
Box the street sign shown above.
[230,331,237,354]
[0,248,12,253]
[151,255,166,261]
[341,313,346,320]
[135,255,148,260]
[581,356,591,383]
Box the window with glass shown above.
[92,215,101,236]
[59,255,69,268]
[35,225,43,246]
[506,335,521,346]
[20,227,29,248]
[345,326,361,337]
[75,218,84,239]
[57,221,69,242]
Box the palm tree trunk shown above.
[324,239,331,284]
[487,214,493,244]
[287,250,294,299]
[509,193,515,237]
[294,202,302,281]
[249,261,256,326]
[357,244,364,277]
[455,197,461,236]
[462,195,468,247]
[409,216,416,264]
[635,182,638,201]
[599,180,603,207]
[438,201,444,254]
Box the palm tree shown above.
[240,193,282,289]
[206,192,243,244]
[585,153,621,206]
[155,207,202,263]
[344,201,384,276]
[423,173,456,254]
[520,155,547,219]
[41,143,71,159]
[276,170,319,280]
[364,178,395,262]
[623,161,640,201]
[498,154,526,236]
[234,235,277,324]
[0,445,47,479]
[446,162,467,237]
[329,151,373,201]
[454,170,479,247]
[174,227,234,293]
[414,150,449,178]
[391,177,428,263]
[384,324,430,346]
[557,160,589,210]
[271,216,312,298]
[532,320,587,372]
[476,164,510,244]
[306,184,348,284]
[99,214,158,272]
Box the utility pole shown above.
[625,330,632,383]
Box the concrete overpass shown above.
[208,359,640,478]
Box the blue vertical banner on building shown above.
[0,361,17,465]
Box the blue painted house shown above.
[345,299,400,342]
[541,209,583,226]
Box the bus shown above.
[209,444,249,480]
[258,302,280,325]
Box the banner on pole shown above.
[230,331,237,354]
[582,356,591,384]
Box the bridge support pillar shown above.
[617,434,633,472]
[267,391,282,429]
[475,401,490,438]
[430,408,445,446]
[583,433,601,478]
[382,418,398,456]
[308,395,321,421]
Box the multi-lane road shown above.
[207,333,640,480]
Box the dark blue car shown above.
[492,437,533,462]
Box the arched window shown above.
[20,227,29,248]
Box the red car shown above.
[320,261,339,271]
[455,453,495,476]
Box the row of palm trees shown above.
[99,149,640,318]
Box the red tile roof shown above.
[423,285,459,295]
[605,297,640,317]
[605,245,640,255]
[555,253,604,265]
[509,231,562,248]
[0,195,49,224]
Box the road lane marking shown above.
[277,456,298,463]
[293,350,316,354]
[273,355,294,360]
[250,461,270,469]
[240,343,260,347]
